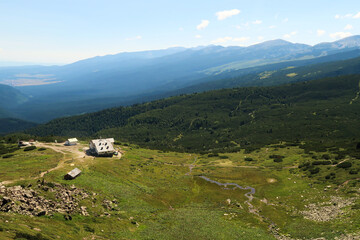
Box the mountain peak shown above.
[314,35,360,50]
[253,39,294,47]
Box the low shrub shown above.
[322,154,331,160]
[273,158,283,163]
[349,169,358,175]
[208,153,219,157]
[337,161,352,169]
[312,160,332,165]
[2,154,14,158]
[309,167,320,174]
[325,173,335,180]
[38,147,47,151]
[219,155,229,159]
[244,157,254,161]
[24,146,36,151]
[269,154,284,160]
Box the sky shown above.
[0,0,359,64]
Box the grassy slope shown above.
[0,142,359,239]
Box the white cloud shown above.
[335,13,360,19]
[330,32,352,39]
[252,20,262,25]
[283,18,288,23]
[125,36,142,41]
[258,36,264,41]
[269,25,276,29]
[212,36,233,44]
[283,31,297,39]
[179,27,184,31]
[0,48,2,53]
[216,9,241,20]
[345,24,353,30]
[195,35,202,39]
[317,29,326,36]
[211,36,249,45]
[197,20,209,30]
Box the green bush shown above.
[322,154,330,160]
[84,225,95,233]
[219,155,229,159]
[337,161,352,169]
[2,154,14,158]
[208,153,219,157]
[325,173,336,179]
[349,169,358,174]
[244,157,254,161]
[38,147,47,151]
[312,160,332,165]
[309,167,320,174]
[23,146,36,151]
[269,155,284,162]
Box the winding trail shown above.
[185,157,197,176]
[1,142,122,186]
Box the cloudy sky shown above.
[0,0,359,64]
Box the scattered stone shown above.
[0,184,90,216]
[300,196,355,222]
[80,206,89,216]
[225,199,231,205]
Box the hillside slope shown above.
[27,74,360,154]
[0,118,37,134]
[0,84,29,118]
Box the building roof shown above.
[67,138,78,143]
[90,139,115,153]
[66,168,81,179]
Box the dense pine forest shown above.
[18,74,360,158]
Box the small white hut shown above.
[65,138,78,146]
[64,168,82,180]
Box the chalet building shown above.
[65,138,78,146]
[89,138,115,157]
[18,141,30,147]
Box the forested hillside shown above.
[27,74,360,155]
[0,118,37,134]
[0,84,28,118]
[170,51,360,95]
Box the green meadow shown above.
[0,142,359,239]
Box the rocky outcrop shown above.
[300,196,355,222]
[0,181,90,217]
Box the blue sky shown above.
[0,0,359,64]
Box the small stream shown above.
[198,175,281,239]
[199,176,255,201]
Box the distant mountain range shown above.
[1,35,360,125]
